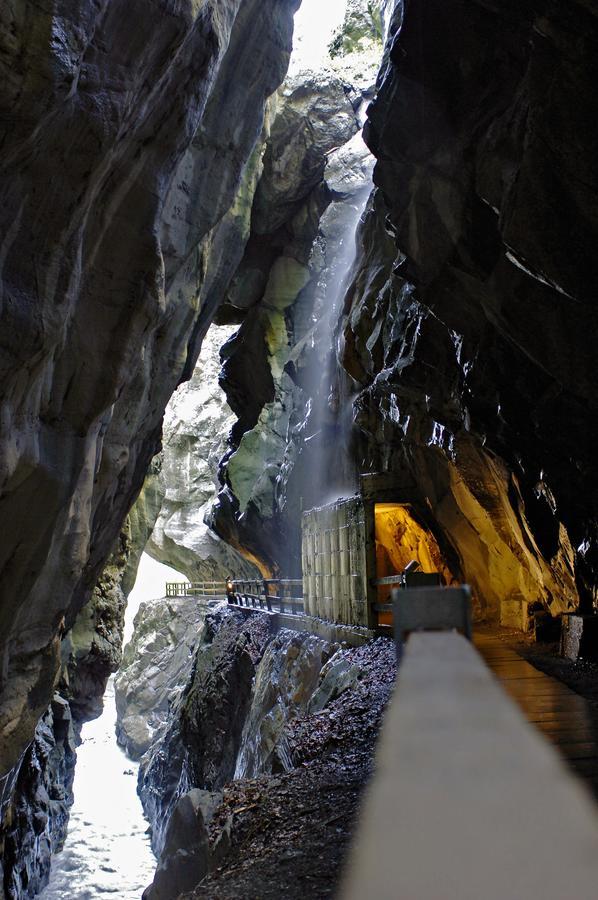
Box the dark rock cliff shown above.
[205,0,598,621]
[210,2,385,576]
[138,609,272,856]
[336,0,598,619]
[0,536,128,898]
[0,0,297,792]
[0,698,76,899]
[129,603,394,898]
[1,0,598,891]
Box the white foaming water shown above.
[41,679,155,900]
[306,185,373,500]
[42,554,187,899]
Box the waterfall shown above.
[304,185,373,505]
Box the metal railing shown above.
[373,562,444,614]
[229,578,304,616]
[165,578,305,616]
[165,581,228,598]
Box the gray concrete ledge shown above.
[340,631,598,900]
[274,613,375,647]
[228,603,375,647]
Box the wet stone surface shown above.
[183,638,396,899]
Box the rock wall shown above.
[337,0,598,618]
[138,609,271,856]
[212,0,385,576]
[134,607,346,857]
[0,540,128,898]
[115,596,214,760]
[127,603,394,898]
[0,698,76,899]
[130,325,260,583]
[0,0,298,789]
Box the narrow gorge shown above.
[1,0,597,897]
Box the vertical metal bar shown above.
[264,581,272,612]
[278,579,285,614]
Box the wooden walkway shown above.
[475,629,598,799]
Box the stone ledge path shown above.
[475,629,598,799]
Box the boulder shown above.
[143,790,222,900]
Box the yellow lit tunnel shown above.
[375,503,453,626]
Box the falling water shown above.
[41,556,186,899]
[303,178,374,508]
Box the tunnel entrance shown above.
[374,502,450,626]
[302,477,453,629]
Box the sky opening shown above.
[290,0,347,71]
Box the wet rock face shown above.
[136,604,395,899]
[0,0,297,784]
[234,631,335,779]
[131,325,260,583]
[178,611,273,794]
[61,531,129,724]
[138,609,273,856]
[338,0,598,617]
[212,11,384,575]
[115,595,213,760]
[135,606,371,870]
[0,697,76,900]
[142,789,218,900]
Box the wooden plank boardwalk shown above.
[475,629,598,799]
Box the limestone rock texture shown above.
[140,325,259,583]
[337,0,598,619]
[131,604,389,897]
[211,0,385,576]
[115,595,215,760]
[0,0,298,793]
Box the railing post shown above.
[287,581,292,613]
[263,580,272,612]
[278,579,285,614]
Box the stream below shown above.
[40,678,155,899]
[40,556,186,899]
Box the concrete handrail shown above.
[340,631,598,899]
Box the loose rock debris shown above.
[184,638,396,899]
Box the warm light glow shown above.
[375,504,445,574]
[375,503,452,625]
[228,539,272,580]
